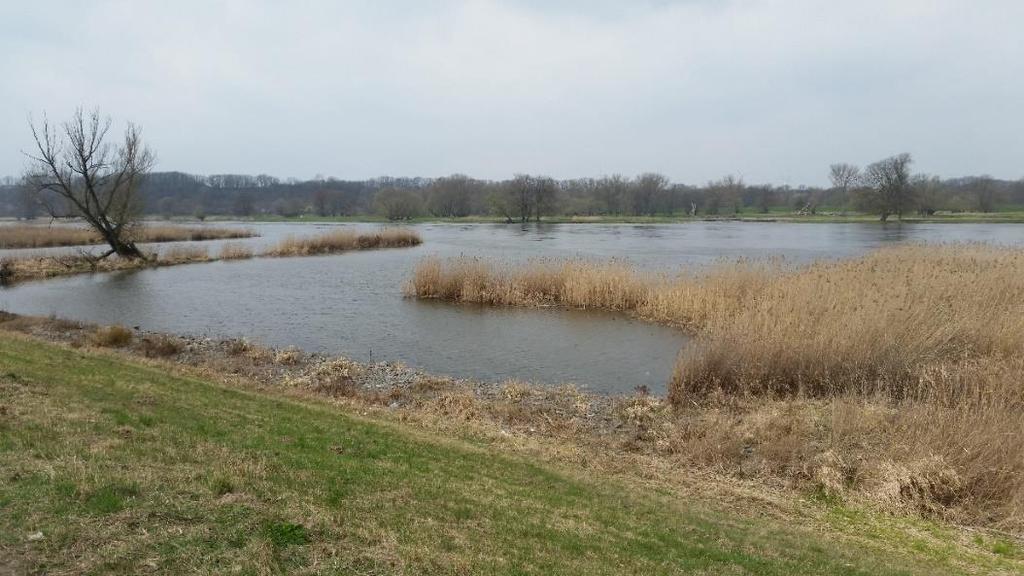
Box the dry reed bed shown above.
[0,229,421,284]
[410,245,1024,399]
[410,244,1024,528]
[264,228,422,257]
[0,224,254,248]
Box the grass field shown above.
[1,333,1016,574]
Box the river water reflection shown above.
[2,221,1021,394]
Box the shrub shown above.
[92,325,133,348]
[139,335,184,357]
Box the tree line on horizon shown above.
[2,156,1022,222]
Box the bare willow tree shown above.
[26,108,155,259]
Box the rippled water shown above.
[2,221,1021,394]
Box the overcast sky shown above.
[1,1,1021,185]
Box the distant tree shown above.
[633,173,669,216]
[312,189,331,217]
[508,174,535,223]
[970,176,999,212]
[272,197,305,217]
[856,153,914,221]
[751,185,775,213]
[375,188,422,220]
[26,108,154,258]
[819,163,860,214]
[912,174,944,215]
[829,164,860,195]
[531,176,558,222]
[705,176,743,215]
[232,192,255,217]
[593,175,628,214]
[427,174,480,217]
[487,183,516,223]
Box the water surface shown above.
[2,221,1021,394]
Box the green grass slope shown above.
[0,334,1014,574]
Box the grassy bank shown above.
[0,224,255,249]
[410,244,1024,528]
[0,228,421,284]
[0,332,1015,574]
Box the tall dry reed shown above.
[672,244,1024,400]
[0,225,97,248]
[264,228,421,257]
[411,245,1024,400]
[410,244,1024,527]
[409,256,768,330]
[0,224,254,249]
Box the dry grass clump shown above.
[0,247,216,284]
[139,334,185,357]
[0,253,154,283]
[130,225,254,243]
[0,225,97,248]
[92,325,133,347]
[218,242,254,260]
[411,244,1024,528]
[161,245,210,264]
[0,224,254,248]
[410,256,767,329]
[412,245,1024,401]
[265,228,421,257]
[672,244,1024,400]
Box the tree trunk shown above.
[98,227,143,259]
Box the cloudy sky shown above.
[1,1,1021,185]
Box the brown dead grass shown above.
[0,224,254,248]
[0,230,420,284]
[410,244,1024,529]
[92,325,133,347]
[264,228,421,257]
[218,242,254,260]
[409,256,768,330]
[131,225,254,243]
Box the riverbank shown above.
[223,210,1024,225]
[0,228,420,284]
[0,320,1018,574]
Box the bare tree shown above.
[630,173,669,216]
[824,163,860,214]
[531,176,558,222]
[509,174,535,223]
[829,163,860,194]
[971,176,999,213]
[375,187,422,220]
[856,153,914,221]
[26,108,155,258]
[705,175,744,215]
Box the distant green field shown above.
[0,335,1017,574]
